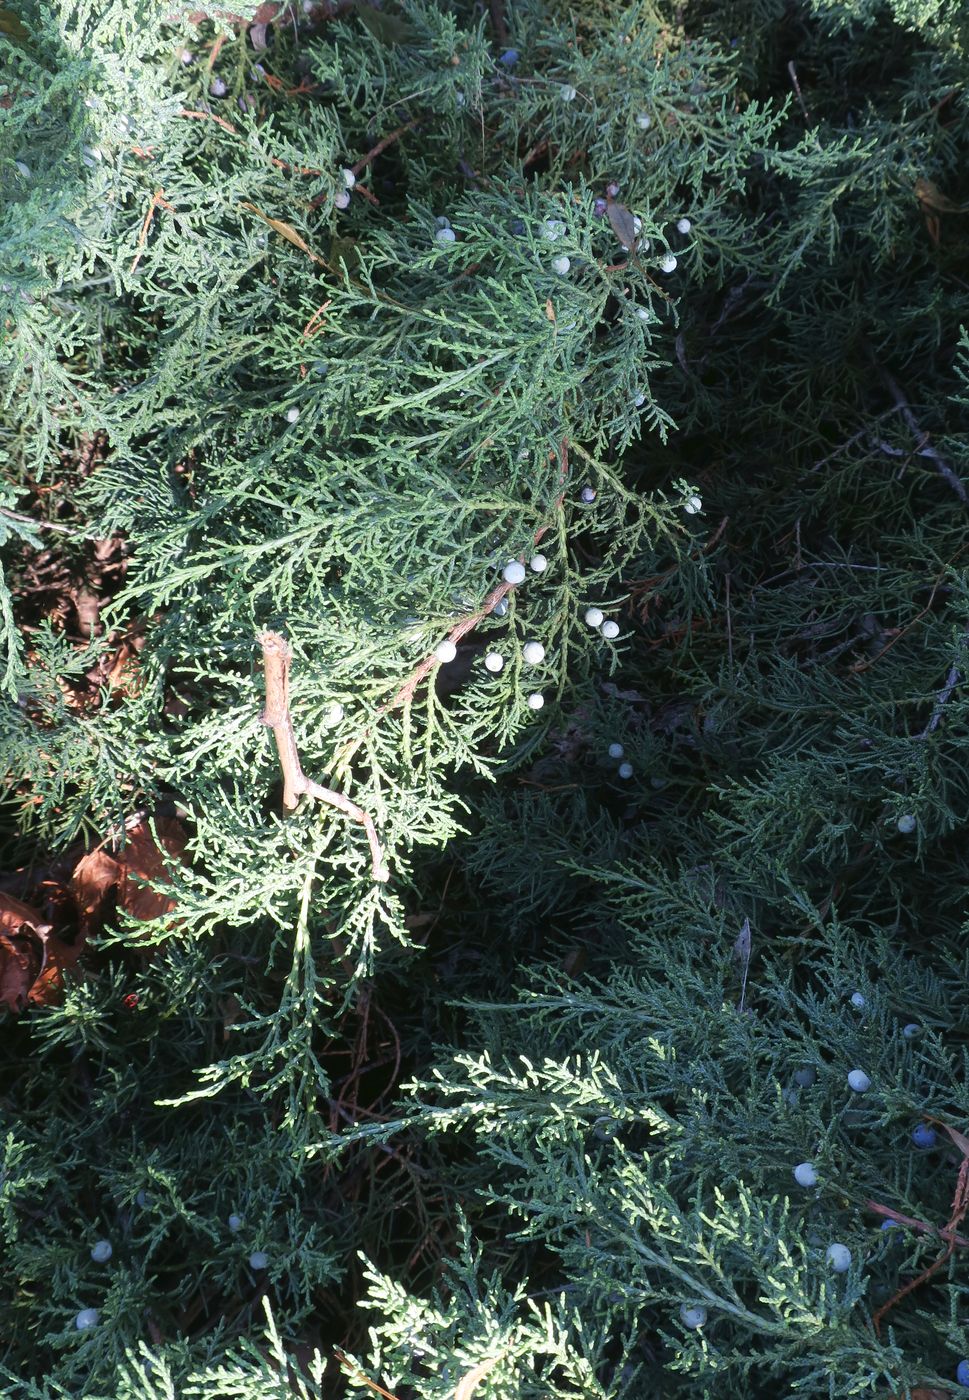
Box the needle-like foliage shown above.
[2,0,968,1395]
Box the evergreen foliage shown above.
[2,0,969,1395]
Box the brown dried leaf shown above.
[606,197,638,253]
[0,7,30,41]
[240,202,324,263]
[28,932,85,1007]
[914,177,968,214]
[92,537,118,564]
[0,892,82,1012]
[118,818,188,921]
[0,890,51,939]
[938,1121,969,1161]
[0,931,40,1013]
[106,640,142,696]
[71,847,123,932]
[73,584,102,638]
[220,993,242,1042]
[71,818,188,935]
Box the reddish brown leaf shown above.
[0,891,83,1013]
[0,931,41,1013]
[1,892,48,1013]
[106,640,142,696]
[0,890,50,939]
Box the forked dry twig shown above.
[258,631,388,881]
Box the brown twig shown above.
[333,1350,402,1400]
[872,1158,969,1337]
[628,515,728,619]
[179,106,240,136]
[206,32,227,73]
[131,189,174,273]
[865,1198,969,1248]
[381,577,513,715]
[921,661,963,736]
[351,119,419,178]
[806,408,902,475]
[0,507,75,536]
[301,299,332,339]
[327,443,571,786]
[380,441,570,717]
[351,181,379,206]
[258,631,389,881]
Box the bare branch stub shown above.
[259,629,305,811]
[258,631,388,881]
